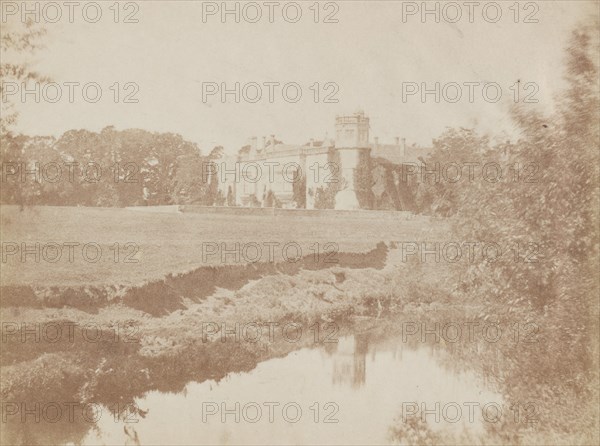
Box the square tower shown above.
[335,111,370,148]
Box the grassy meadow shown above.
[0,205,443,287]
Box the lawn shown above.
[0,205,444,287]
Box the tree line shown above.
[0,127,224,207]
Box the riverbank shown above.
[1,254,449,444]
[1,246,597,445]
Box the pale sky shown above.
[2,0,598,154]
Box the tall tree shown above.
[1,20,48,135]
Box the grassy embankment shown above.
[0,205,459,445]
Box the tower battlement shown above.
[335,111,370,148]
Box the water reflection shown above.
[332,334,368,388]
[80,332,502,445]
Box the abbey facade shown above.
[215,111,425,210]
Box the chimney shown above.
[261,136,266,150]
[395,136,400,145]
[270,134,275,147]
[401,138,406,158]
[309,138,314,148]
[374,136,379,148]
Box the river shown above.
[81,329,503,445]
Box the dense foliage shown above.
[0,128,223,207]
[416,23,599,441]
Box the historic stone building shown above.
[216,111,427,210]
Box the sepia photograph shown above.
[0,1,599,445]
